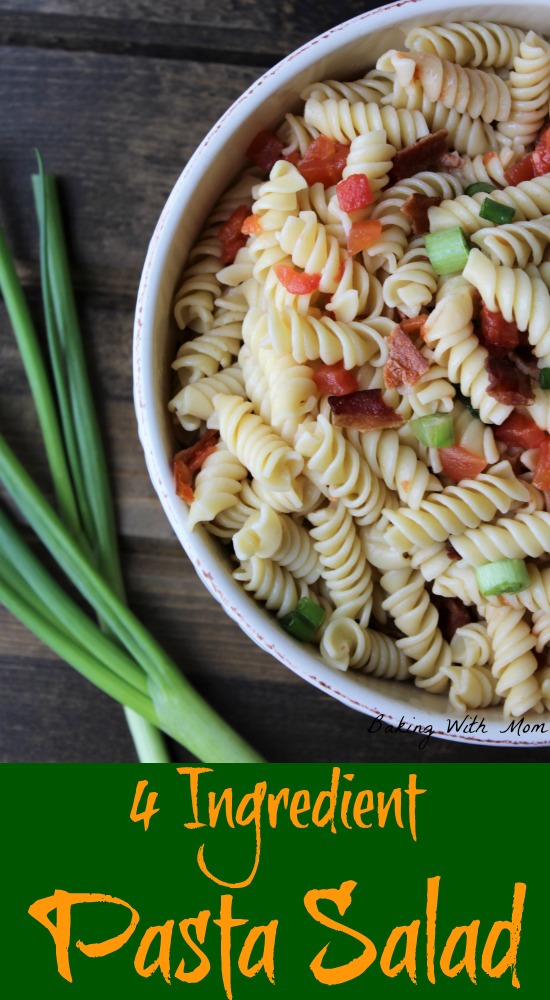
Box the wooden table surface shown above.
[1,0,548,764]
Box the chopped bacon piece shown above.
[438,446,487,482]
[328,389,404,430]
[389,130,449,184]
[347,219,382,255]
[479,304,520,353]
[485,356,535,406]
[246,130,285,173]
[504,153,535,187]
[494,412,546,450]
[218,205,249,264]
[241,213,263,236]
[510,346,540,381]
[401,193,442,236]
[313,362,359,395]
[533,438,550,491]
[298,136,350,188]
[336,173,373,212]
[384,325,430,389]
[446,540,460,561]
[173,429,220,503]
[273,264,321,294]
[439,150,463,170]
[438,597,475,642]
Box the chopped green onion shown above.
[475,558,530,596]
[424,226,470,275]
[281,597,325,641]
[479,198,516,225]
[465,181,496,196]
[539,368,550,389]
[410,413,455,448]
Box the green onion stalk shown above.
[0,157,263,763]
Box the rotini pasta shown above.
[169,16,550,723]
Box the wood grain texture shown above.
[0,1,377,64]
[1,0,549,763]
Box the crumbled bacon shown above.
[401,193,443,236]
[485,356,535,406]
[438,150,463,170]
[389,130,449,184]
[173,429,220,503]
[446,541,460,561]
[510,347,540,382]
[328,389,404,430]
[478,304,520,354]
[383,325,430,389]
[437,597,475,642]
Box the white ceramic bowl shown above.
[134,0,550,747]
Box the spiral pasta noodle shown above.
[303,98,429,148]
[308,501,373,626]
[378,49,512,123]
[485,606,541,716]
[320,617,411,679]
[405,21,525,69]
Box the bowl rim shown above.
[134,0,550,749]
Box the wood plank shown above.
[0,46,263,290]
[0,2,378,65]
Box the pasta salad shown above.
[168,19,550,719]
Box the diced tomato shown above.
[347,219,382,256]
[533,438,550,491]
[504,153,535,187]
[313,362,359,395]
[173,429,220,503]
[298,136,350,188]
[284,150,301,166]
[241,213,263,236]
[335,173,373,212]
[273,264,321,294]
[438,445,487,483]
[479,304,520,352]
[218,205,249,264]
[399,314,429,334]
[494,412,547,450]
[246,130,285,173]
[531,140,550,177]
